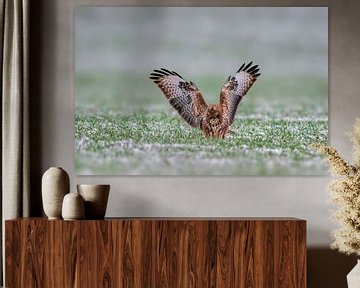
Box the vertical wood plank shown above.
[112,220,122,288]
[274,220,297,288]
[209,220,218,287]
[254,221,265,288]
[193,221,204,288]
[132,220,142,288]
[5,220,21,288]
[140,220,154,288]
[20,219,47,288]
[296,221,307,288]
[122,220,135,287]
[63,221,80,288]
[156,220,169,287]
[200,220,217,288]
[96,220,114,287]
[151,220,157,288]
[47,220,64,288]
[177,221,186,288]
[233,221,250,288]
[216,220,234,288]
[263,221,275,288]
[80,220,98,288]
[167,220,179,288]
[245,221,256,288]
[186,220,201,288]
[232,220,242,287]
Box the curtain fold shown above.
[0,0,30,284]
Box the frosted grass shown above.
[75,112,328,175]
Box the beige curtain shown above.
[0,0,30,284]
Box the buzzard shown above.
[150,62,260,138]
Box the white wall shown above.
[33,0,360,248]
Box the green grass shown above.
[75,70,328,175]
[75,72,328,115]
[75,112,328,175]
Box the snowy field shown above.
[75,7,328,175]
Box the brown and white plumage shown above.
[150,62,260,138]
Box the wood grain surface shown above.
[5,218,306,287]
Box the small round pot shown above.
[62,192,85,220]
[77,184,110,219]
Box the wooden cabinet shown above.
[5,218,306,287]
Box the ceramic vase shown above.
[42,167,70,219]
[62,192,85,220]
[347,259,360,288]
[77,184,110,219]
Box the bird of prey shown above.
[150,62,260,138]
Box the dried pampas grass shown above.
[312,118,360,256]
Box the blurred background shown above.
[75,7,328,116]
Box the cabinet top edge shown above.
[5,217,306,222]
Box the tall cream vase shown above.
[42,167,70,219]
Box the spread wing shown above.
[220,62,260,125]
[150,68,207,128]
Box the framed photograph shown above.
[75,7,328,176]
